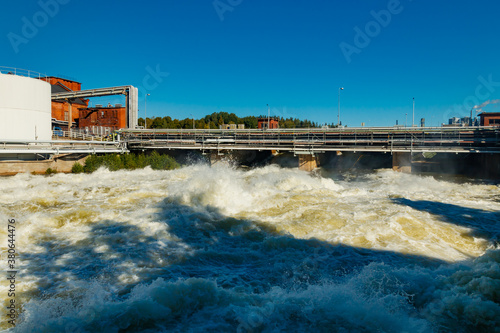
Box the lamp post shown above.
[412,97,415,127]
[405,113,407,127]
[267,104,270,130]
[338,87,344,127]
[145,93,150,129]
[191,114,195,129]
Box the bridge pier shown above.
[392,152,412,173]
[298,154,319,172]
[209,151,226,166]
[477,153,500,179]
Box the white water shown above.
[1,164,499,332]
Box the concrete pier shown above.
[477,153,500,179]
[298,154,318,172]
[209,151,226,166]
[392,152,412,173]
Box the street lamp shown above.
[405,113,407,127]
[191,114,195,130]
[145,93,150,129]
[267,104,270,130]
[338,87,344,127]
[412,97,415,127]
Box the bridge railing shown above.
[0,138,127,154]
[52,129,117,142]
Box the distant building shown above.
[479,112,500,126]
[447,116,475,127]
[219,123,245,130]
[257,117,279,129]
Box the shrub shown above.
[45,168,57,175]
[81,152,179,173]
[102,154,124,171]
[71,162,84,173]
[136,153,148,169]
[122,153,137,170]
[83,155,100,173]
[148,151,180,170]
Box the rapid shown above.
[1,164,499,332]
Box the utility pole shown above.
[412,97,415,127]
[338,87,344,127]
[145,93,150,129]
[267,104,270,129]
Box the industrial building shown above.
[47,76,88,130]
[48,76,128,134]
[257,117,279,129]
[479,112,500,126]
[0,67,130,172]
[78,104,127,134]
[0,67,138,141]
[219,123,245,130]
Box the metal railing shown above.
[0,138,127,155]
[51,129,117,142]
[0,66,47,80]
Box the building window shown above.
[64,111,68,121]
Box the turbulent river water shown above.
[1,164,499,332]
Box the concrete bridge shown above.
[119,126,500,174]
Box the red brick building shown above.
[479,112,500,126]
[46,77,88,129]
[78,104,127,132]
[43,76,128,134]
[257,117,279,129]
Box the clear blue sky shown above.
[2,0,500,127]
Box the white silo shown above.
[0,73,52,141]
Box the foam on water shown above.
[0,164,499,332]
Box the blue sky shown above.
[2,0,500,127]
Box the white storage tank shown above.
[0,73,52,141]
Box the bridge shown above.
[119,126,500,173]
[120,126,500,153]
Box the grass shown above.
[74,151,180,174]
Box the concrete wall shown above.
[0,74,52,141]
[0,154,89,176]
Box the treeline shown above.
[138,112,327,129]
